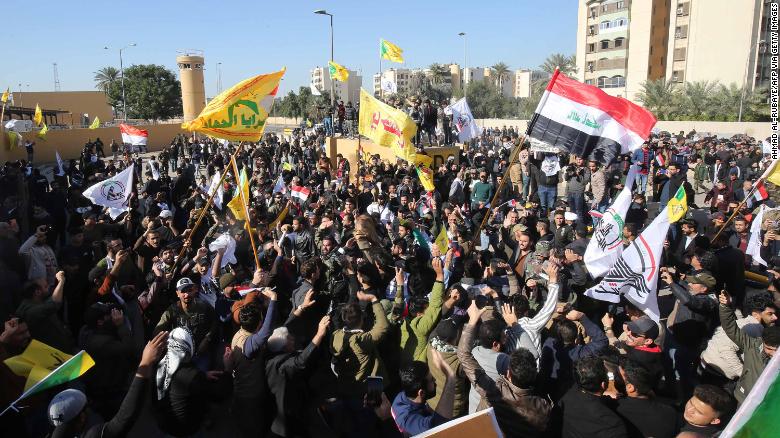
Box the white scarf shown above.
[156,327,193,400]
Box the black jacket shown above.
[559,387,628,438]
[615,396,681,438]
[265,341,320,437]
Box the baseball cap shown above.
[535,240,552,257]
[159,210,173,219]
[687,272,716,289]
[48,389,87,426]
[176,277,196,291]
[626,316,660,340]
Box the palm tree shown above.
[94,66,120,94]
[428,63,449,85]
[539,54,577,77]
[636,79,679,120]
[679,81,718,120]
[491,62,511,91]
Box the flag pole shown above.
[177,143,243,260]
[231,156,261,269]
[713,158,778,240]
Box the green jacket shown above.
[694,163,709,182]
[396,280,445,365]
[330,301,390,397]
[719,304,770,404]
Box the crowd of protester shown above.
[0,125,778,438]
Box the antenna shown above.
[53,63,61,91]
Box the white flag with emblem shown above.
[585,204,670,322]
[207,173,224,210]
[82,164,135,219]
[381,77,397,94]
[584,165,638,277]
[746,205,780,266]
[446,97,481,142]
[310,84,322,96]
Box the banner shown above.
[380,39,404,63]
[584,165,638,278]
[182,68,285,141]
[82,164,135,219]
[328,61,349,82]
[585,203,670,322]
[310,84,322,96]
[380,77,397,94]
[446,98,482,142]
[358,89,417,163]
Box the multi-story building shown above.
[310,66,362,104]
[576,0,773,103]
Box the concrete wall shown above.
[327,137,460,175]
[474,119,773,139]
[1,123,185,163]
[12,91,114,126]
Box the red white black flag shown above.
[528,69,656,164]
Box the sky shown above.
[0,0,577,99]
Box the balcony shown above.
[596,57,627,70]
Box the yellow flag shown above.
[358,89,417,163]
[667,185,687,223]
[1,88,8,104]
[434,226,449,254]
[227,166,250,221]
[4,339,72,391]
[282,162,293,171]
[328,61,349,82]
[416,166,436,192]
[269,205,289,229]
[33,104,42,126]
[37,123,48,140]
[89,116,100,129]
[7,131,22,149]
[380,39,404,63]
[764,159,780,187]
[413,153,433,168]
[182,68,285,141]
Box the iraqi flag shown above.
[119,123,148,146]
[528,69,656,165]
[290,185,310,202]
[655,154,666,167]
[754,180,769,202]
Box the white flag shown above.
[82,164,135,219]
[55,151,65,176]
[585,204,671,322]
[208,233,237,267]
[380,77,397,94]
[584,165,639,277]
[746,205,779,266]
[207,173,224,210]
[310,84,322,96]
[446,97,481,142]
[147,160,160,181]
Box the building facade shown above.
[311,66,362,104]
[576,0,772,103]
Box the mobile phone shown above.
[365,376,384,407]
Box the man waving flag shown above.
[82,164,135,219]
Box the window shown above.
[602,4,609,12]
[588,43,595,52]
[600,21,611,31]
[617,1,625,9]
[671,71,682,82]
[585,79,595,85]
[587,62,595,72]
[597,76,608,88]
[590,7,597,18]
[614,37,624,48]
[611,75,625,87]
[601,40,610,49]
[614,17,628,27]
[589,25,596,35]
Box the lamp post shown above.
[105,43,137,121]
[217,62,223,94]
[738,39,765,122]
[458,32,467,98]
[314,9,335,118]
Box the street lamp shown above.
[314,9,335,122]
[217,62,223,94]
[458,32,467,98]
[105,42,137,121]
[738,39,765,122]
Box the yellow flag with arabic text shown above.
[37,123,48,140]
[182,69,285,141]
[328,61,349,82]
[667,185,687,223]
[358,89,417,163]
[33,104,42,126]
[227,166,250,221]
[380,39,404,63]
[4,339,73,391]
[416,166,436,192]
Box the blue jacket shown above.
[631,148,654,173]
[391,392,447,436]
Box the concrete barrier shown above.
[1,123,186,163]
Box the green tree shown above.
[540,53,577,76]
[107,64,182,120]
[94,66,120,94]
[465,81,514,118]
[678,81,718,120]
[428,63,450,85]
[636,79,680,121]
[491,62,511,90]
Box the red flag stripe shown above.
[546,72,656,139]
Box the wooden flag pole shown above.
[231,156,261,269]
[713,159,779,241]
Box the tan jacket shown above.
[589,169,607,204]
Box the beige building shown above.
[311,66,362,105]
[576,0,773,103]
[3,91,114,127]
